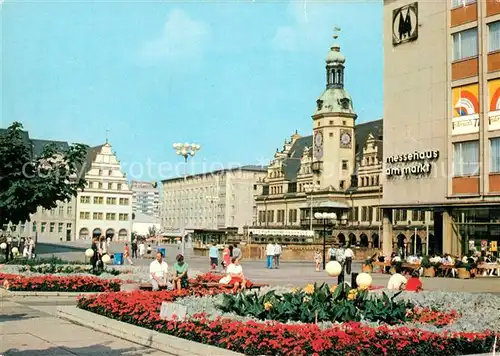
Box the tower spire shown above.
[325,26,345,89]
[105,129,109,144]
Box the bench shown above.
[139,281,269,291]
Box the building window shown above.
[452,28,478,61]
[267,210,274,223]
[98,182,103,189]
[342,160,348,170]
[119,213,129,221]
[93,196,104,204]
[375,208,380,222]
[354,207,359,221]
[67,223,72,230]
[288,209,297,223]
[49,222,55,232]
[58,223,63,233]
[67,206,72,215]
[253,184,257,190]
[32,222,37,232]
[451,0,475,9]
[490,138,500,173]
[489,21,500,53]
[80,196,90,204]
[106,213,116,220]
[117,183,122,190]
[106,197,117,204]
[58,206,64,215]
[288,182,297,193]
[108,170,113,176]
[119,198,129,205]
[41,222,46,232]
[20,224,25,232]
[79,212,90,219]
[453,141,479,176]
[93,212,103,220]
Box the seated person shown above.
[226,257,247,292]
[387,265,407,291]
[172,254,189,290]
[149,252,168,291]
[405,270,423,292]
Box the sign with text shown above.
[248,229,314,237]
[385,150,439,178]
[160,302,187,320]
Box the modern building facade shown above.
[253,33,435,249]
[75,142,133,241]
[131,180,161,217]
[161,166,267,235]
[382,0,500,257]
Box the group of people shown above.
[149,251,189,291]
[208,243,242,270]
[207,243,248,291]
[265,242,282,269]
[21,237,36,259]
[323,244,354,273]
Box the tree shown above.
[148,225,158,238]
[0,122,88,227]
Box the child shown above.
[314,250,322,272]
[405,270,423,292]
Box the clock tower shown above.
[312,29,357,191]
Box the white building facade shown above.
[131,181,161,217]
[161,166,267,234]
[75,143,133,241]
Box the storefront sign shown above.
[489,111,500,131]
[248,229,314,237]
[491,241,498,252]
[385,150,439,178]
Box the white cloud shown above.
[138,9,210,64]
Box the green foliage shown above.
[421,255,432,269]
[3,255,82,266]
[18,263,121,276]
[0,122,88,226]
[218,283,414,325]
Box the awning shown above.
[301,201,349,209]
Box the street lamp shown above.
[173,142,201,256]
[314,212,337,270]
[305,184,320,231]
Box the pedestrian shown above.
[273,242,282,268]
[314,250,322,272]
[106,236,111,247]
[344,245,354,275]
[124,243,134,265]
[209,243,219,270]
[328,244,336,261]
[90,237,99,272]
[232,244,242,260]
[131,239,138,258]
[265,242,275,269]
[222,245,231,270]
[172,254,189,290]
[139,240,145,258]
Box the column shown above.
[442,210,453,255]
[382,208,393,257]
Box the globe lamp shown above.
[85,249,94,258]
[101,254,111,264]
[325,261,342,277]
[356,272,373,290]
[0,243,7,250]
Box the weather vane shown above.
[333,26,341,40]
[105,129,110,144]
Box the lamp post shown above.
[314,212,337,270]
[173,142,201,256]
[305,184,320,231]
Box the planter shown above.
[423,267,435,277]
[362,265,373,273]
[457,267,470,279]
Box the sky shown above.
[1,0,383,181]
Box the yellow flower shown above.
[358,285,369,291]
[302,284,315,295]
[291,287,298,294]
[264,302,273,311]
[347,289,358,301]
[303,296,311,303]
[330,285,337,294]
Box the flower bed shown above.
[77,285,499,355]
[18,264,121,276]
[189,272,226,284]
[0,273,121,292]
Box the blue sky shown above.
[1,0,383,180]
